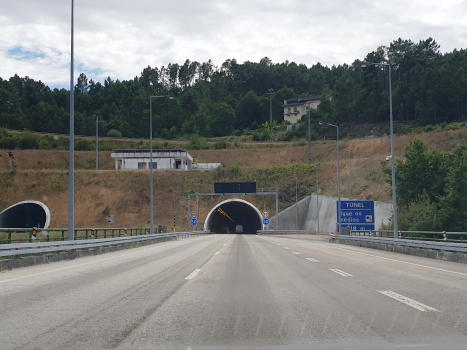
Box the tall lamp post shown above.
[319,121,341,234]
[310,164,319,232]
[268,88,274,123]
[340,147,352,200]
[68,0,75,241]
[149,95,174,235]
[308,109,312,164]
[291,175,298,230]
[362,61,398,238]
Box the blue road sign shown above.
[263,218,270,225]
[191,218,198,226]
[337,200,375,231]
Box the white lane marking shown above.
[306,257,320,262]
[330,269,354,277]
[214,251,220,255]
[378,291,440,312]
[185,268,201,280]
[283,247,290,250]
[292,251,301,255]
[0,235,214,285]
[266,237,467,278]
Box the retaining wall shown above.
[270,195,392,232]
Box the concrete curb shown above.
[0,236,179,271]
[330,237,467,264]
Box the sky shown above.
[1,0,466,89]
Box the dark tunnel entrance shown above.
[204,199,263,234]
[0,201,51,228]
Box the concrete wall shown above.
[270,194,392,233]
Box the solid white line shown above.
[214,251,220,255]
[267,237,467,278]
[378,290,440,312]
[185,268,201,280]
[292,251,301,255]
[0,235,213,285]
[330,268,354,277]
[306,257,320,262]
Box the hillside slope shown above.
[1,128,465,229]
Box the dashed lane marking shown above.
[214,251,220,255]
[306,257,320,262]
[185,268,201,280]
[292,251,301,255]
[330,269,354,277]
[283,247,290,250]
[377,290,440,312]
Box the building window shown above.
[287,107,291,112]
[306,106,310,110]
[293,106,298,112]
[138,162,147,169]
[150,162,157,169]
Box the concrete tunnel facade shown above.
[0,200,51,229]
[204,199,263,234]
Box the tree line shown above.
[0,37,466,139]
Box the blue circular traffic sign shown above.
[263,218,269,225]
[191,218,198,226]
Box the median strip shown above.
[377,290,440,312]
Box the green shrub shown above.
[168,186,173,192]
[102,206,111,216]
[75,139,93,151]
[19,132,40,149]
[107,129,122,138]
[214,141,229,149]
[186,134,209,150]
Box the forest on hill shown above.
[0,37,466,140]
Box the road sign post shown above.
[191,218,198,226]
[263,218,269,226]
[337,200,375,233]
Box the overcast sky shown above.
[1,0,466,89]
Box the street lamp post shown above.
[340,147,352,200]
[362,61,398,238]
[291,175,298,230]
[319,121,341,234]
[310,164,319,232]
[149,95,174,235]
[68,0,75,241]
[308,109,312,164]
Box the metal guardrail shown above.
[349,229,467,242]
[331,234,467,253]
[0,231,208,258]
[0,227,161,244]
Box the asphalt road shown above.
[1,234,467,350]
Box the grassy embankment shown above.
[1,128,466,229]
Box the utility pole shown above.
[268,88,273,123]
[96,116,99,171]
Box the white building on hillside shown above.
[282,95,323,124]
[111,149,221,171]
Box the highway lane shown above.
[0,234,466,349]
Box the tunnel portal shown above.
[0,201,51,229]
[204,199,263,234]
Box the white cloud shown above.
[0,0,466,88]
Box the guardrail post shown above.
[443,231,447,241]
[398,230,402,239]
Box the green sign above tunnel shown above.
[214,182,257,195]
